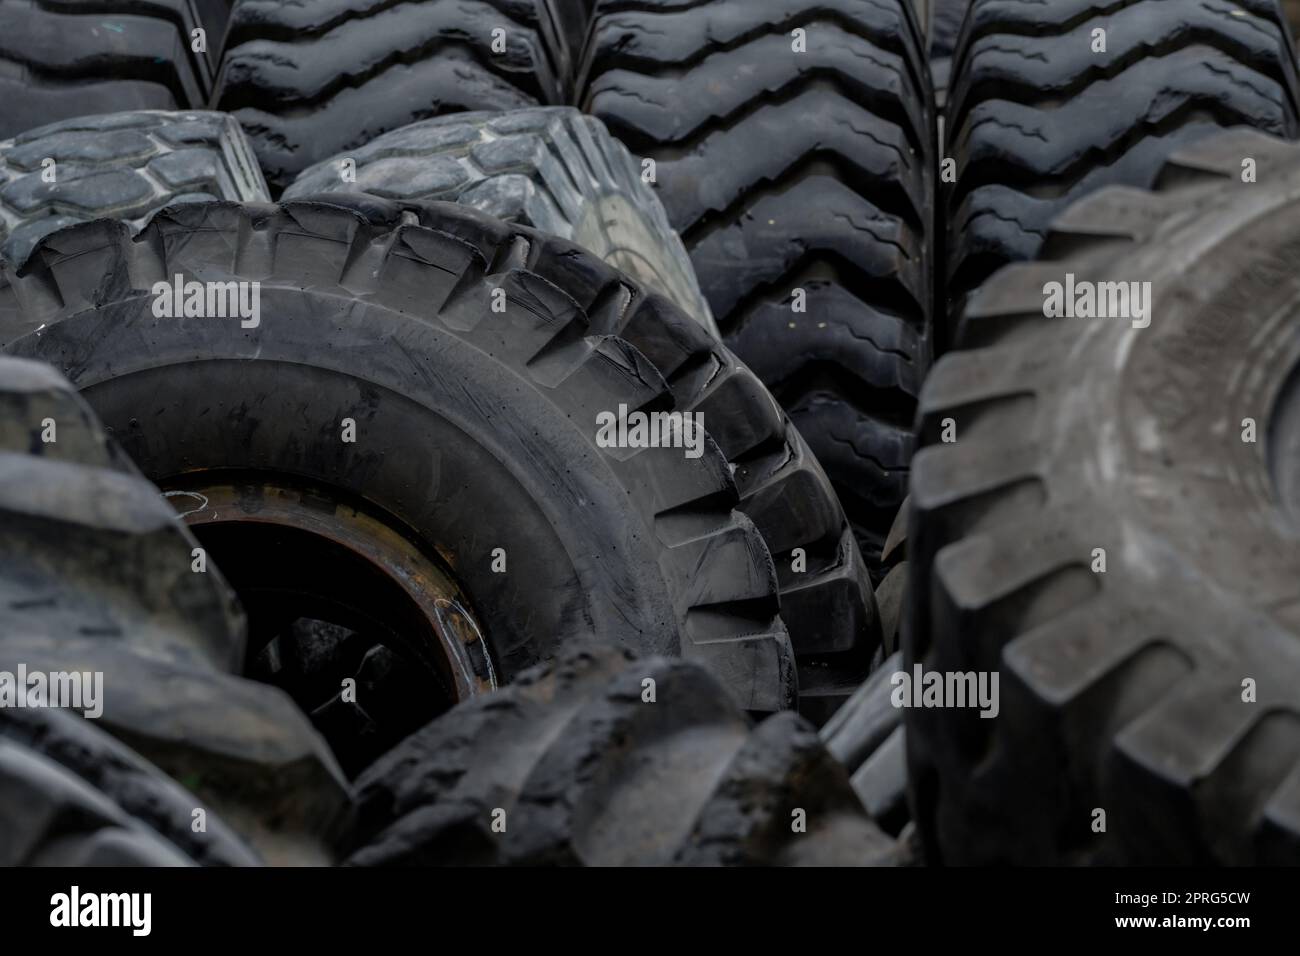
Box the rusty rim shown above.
[161,474,495,775]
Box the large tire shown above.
[0,353,351,864]
[579,0,937,578]
[283,107,717,337]
[0,0,233,140]
[0,200,795,714]
[213,0,573,193]
[295,189,880,718]
[348,641,902,865]
[907,129,1300,865]
[0,110,268,269]
[944,0,1300,330]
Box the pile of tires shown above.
[1,0,1297,869]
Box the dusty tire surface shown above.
[0,110,268,268]
[580,0,936,578]
[284,107,716,335]
[0,353,351,864]
[907,129,1300,865]
[944,0,1300,331]
[0,199,794,714]
[0,0,232,140]
[214,0,573,193]
[347,641,901,865]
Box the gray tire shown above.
[0,110,268,269]
[909,129,1300,865]
[284,107,718,337]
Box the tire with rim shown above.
[579,0,936,580]
[0,110,268,269]
[0,353,350,864]
[348,641,901,865]
[294,187,880,719]
[907,128,1300,865]
[213,0,574,193]
[284,107,717,337]
[0,200,795,721]
[944,0,1300,337]
[0,0,232,140]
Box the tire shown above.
[0,353,351,864]
[296,189,879,718]
[579,0,937,578]
[0,199,795,714]
[0,0,232,140]
[820,651,912,841]
[0,110,269,269]
[213,0,573,193]
[283,107,718,338]
[1,704,259,866]
[944,0,1300,332]
[347,641,902,865]
[907,128,1300,865]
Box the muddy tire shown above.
[580,0,936,577]
[284,107,716,336]
[0,0,232,140]
[907,129,1300,865]
[944,0,1300,332]
[0,200,795,714]
[0,110,268,269]
[0,354,351,864]
[348,641,901,865]
[214,0,574,193]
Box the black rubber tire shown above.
[579,0,937,579]
[0,353,351,864]
[1,704,260,866]
[0,0,233,140]
[944,0,1300,334]
[907,128,1300,865]
[0,199,795,714]
[284,107,717,337]
[347,641,901,865]
[820,650,912,840]
[0,109,268,269]
[213,0,573,194]
[298,189,880,718]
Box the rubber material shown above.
[348,641,901,865]
[0,0,232,139]
[908,129,1300,865]
[944,0,1300,330]
[284,107,716,335]
[0,199,795,713]
[0,109,268,268]
[580,0,937,577]
[214,0,573,193]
